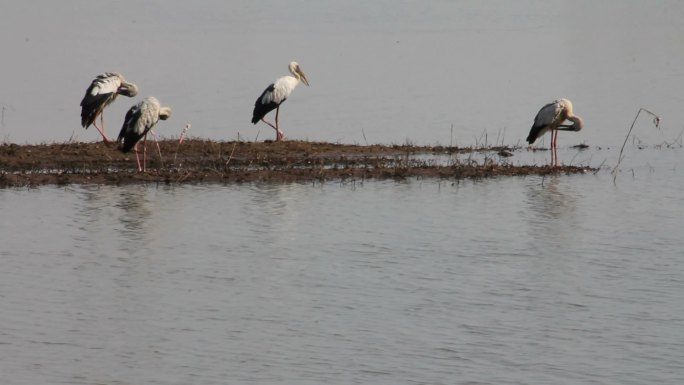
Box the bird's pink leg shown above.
[260,116,283,141]
[260,118,278,131]
[551,130,558,167]
[275,106,284,141]
[92,113,112,144]
[551,130,555,167]
[134,142,142,172]
[150,130,163,167]
[143,135,147,172]
[555,130,559,166]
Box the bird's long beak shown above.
[297,68,310,86]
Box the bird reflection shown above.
[524,176,580,251]
[242,183,300,245]
[114,187,153,245]
[76,186,154,250]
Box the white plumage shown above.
[260,76,300,106]
[527,98,584,166]
[88,75,124,96]
[117,97,172,172]
[80,72,139,143]
[251,61,310,141]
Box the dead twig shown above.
[612,108,660,184]
[148,130,164,169]
[224,141,238,167]
[593,159,607,175]
[173,124,191,165]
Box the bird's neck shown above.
[568,115,584,131]
[282,75,300,89]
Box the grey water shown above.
[1,149,684,385]
[2,1,684,384]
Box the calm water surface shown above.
[1,148,683,385]
[2,1,684,384]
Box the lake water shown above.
[2,1,684,384]
[1,147,683,385]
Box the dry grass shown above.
[0,139,594,187]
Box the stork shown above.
[527,98,584,166]
[251,61,309,141]
[117,97,172,172]
[80,72,139,144]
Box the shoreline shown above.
[0,139,594,187]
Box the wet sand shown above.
[0,140,593,187]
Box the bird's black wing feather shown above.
[251,84,282,124]
[117,104,144,153]
[526,123,546,144]
[80,92,117,128]
[526,102,557,144]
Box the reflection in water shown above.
[2,175,684,385]
[240,183,302,247]
[524,175,580,254]
[74,185,159,256]
[114,187,153,242]
[526,176,575,220]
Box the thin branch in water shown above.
[225,141,238,167]
[450,124,454,148]
[593,159,607,175]
[664,126,684,148]
[612,107,660,184]
[148,129,164,168]
[495,127,507,147]
[179,123,191,144]
[473,128,488,149]
[174,124,191,165]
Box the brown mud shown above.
[0,139,593,187]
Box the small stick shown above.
[593,159,607,175]
[612,108,660,184]
[174,124,191,164]
[663,126,684,148]
[179,123,191,145]
[149,129,164,168]
[225,141,238,167]
[450,124,453,148]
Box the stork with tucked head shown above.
[251,61,310,141]
[526,98,584,166]
[117,97,172,172]
[80,72,139,144]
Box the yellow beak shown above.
[297,68,310,86]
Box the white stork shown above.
[527,98,584,166]
[251,61,310,141]
[117,97,172,172]
[80,72,139,144]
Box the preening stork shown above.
[251,61,310,141]
[80,72,139,144]
[526,98,584,166]
[117,97,172,172]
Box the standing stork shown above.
[526,98,584,166]
[251,61,310,141]
[117,97,172,172]
[80,72,139,144]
